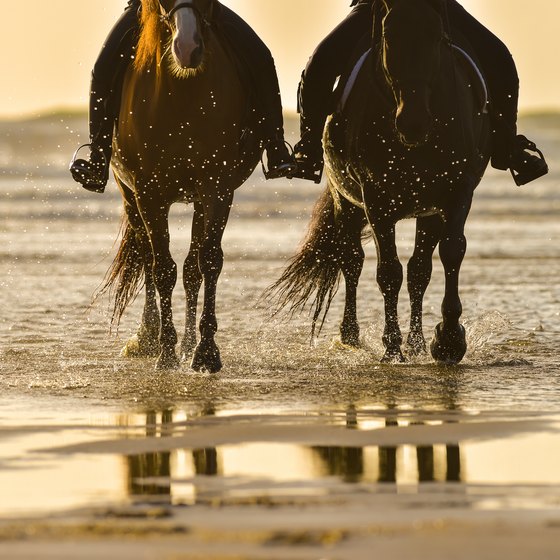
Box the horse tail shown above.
[94,215,145,328]
[264,185,344,337]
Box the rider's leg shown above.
[294,2,373,182]
[70,1,140,192]
[217,4,296,179]
[447,0,547,185]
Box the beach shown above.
[0,111,559,558]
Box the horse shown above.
[100,0,260,371]
[267,0,491,364]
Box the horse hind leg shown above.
[430,210,470,364]
[121,236,160,358]
[406,215,442,356]
[191,191,234,374]
[338,199,366,347]
[109,194,159,359]
[139,200,180,370]
[180,201,204,362]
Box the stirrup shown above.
[261,140,297,180]
[510,136,548,186]
[292,155,324,184]
[69,143,109,193]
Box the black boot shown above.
[69,141,111,193]
[292,131,324,184]
[509,135,548,186]
[490,119,548,186]
[262,139,297,180]
[69,103,113,193]
[70,70,118,193]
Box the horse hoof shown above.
[191,342,222,373]
[340,323,360,348]
[155,350,180,370]
[121,335,159,358]
[406,332,427,356]
[430,323,467,364]
[381,348,406,363]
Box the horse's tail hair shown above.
[263,185,343,338]
[94,215,145,328]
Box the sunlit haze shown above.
[0,0,558,117]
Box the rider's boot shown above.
[70,72,116,193]
[252,65,296,180]
[292,108,325,184]
[508,135,548,186]
[70,118,113,193]
[262,138,297,180]
[292,130,324,184]
[491,120,548,186]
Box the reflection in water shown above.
[124,407,221,503]
[122,407,463,505]
[312,418,461,485]
[125,410,172,501]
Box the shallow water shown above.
[0,113,559,520]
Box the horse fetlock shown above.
[199,316,218,338]
[382,331,402,349]
[430,322,467,364]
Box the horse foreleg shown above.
[406,215,442,356]
[181,201,204,362]
[373,222,405,363]
[338,202,366,347]
[430,208,470,364]
[140,202,179,370]
[191,192,233,374]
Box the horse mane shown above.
[135,0,164,73]
[371,0,385,64]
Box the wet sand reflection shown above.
[122,405,468,506]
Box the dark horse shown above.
[268,0,491,364]
[100,0,259,371]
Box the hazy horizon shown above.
[1,0,559,118]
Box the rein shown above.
[159,1,212,28]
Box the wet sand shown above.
[1,503,560,560]
[1,112,560,558]
[1,402,560,559]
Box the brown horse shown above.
[267,0,491,364]
[101,0,260,371]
